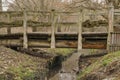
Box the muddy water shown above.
[59,72,76,80]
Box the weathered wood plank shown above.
[86,12,107,16]
[0,32,108,38]
[107,3,114,51]
[23,9,28,49]
[0,11,76,14]
[78,9,83,51]
[0,39,106,49]
[51,10,56,48]
[114,9,120,13]
[114,13,120,16]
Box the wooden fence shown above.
[107,3,120,52]
[109,32,120,52]
[0,10,83,51]
[0,11,79,33]
[0,10,110,51]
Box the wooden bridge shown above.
[0,4,119,52]
[0,10,108,51]
[0,32,107,49]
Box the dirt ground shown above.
[0,46,48,80]
[82,60,120,80]
[78,51,120,80]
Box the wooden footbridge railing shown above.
[0,32,107,49]
[107,3,120,52]
[0,10,109,51]
[0,4,119,53]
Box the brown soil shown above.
[0,46,48,79]
[80,58,120,80]
[82,60,120,80]
[79,57,102,72]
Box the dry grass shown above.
[78,51,120,80]
[0,46,48,79]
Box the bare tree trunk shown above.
[0,0,2,11]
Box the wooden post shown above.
[78,9,83,52]
[23,9,28,49]
[51,9,56,48]
[57,14,61,32]
[107,3,114,51]
[7,13,11,34]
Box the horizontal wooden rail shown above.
[114,13,120,16]
[114,9,120,13]
[86,12,107,16]
[0,39,107,49]
[0,32,108,37]
[0,11,77,14]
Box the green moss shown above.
[102,58,113,66]
[0,20,51,27]
[0,47,48,80]
[7,66,35,80]
[47,48,76,56]
[77,51,120,80]
[89,49,97,54]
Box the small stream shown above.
[58,72,76,80]
[9,47,77,80]
[48,52,79,80]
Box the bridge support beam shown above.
[51,10,56,48]
[107,3,114,52]
[23,9,28,49]
[78,9,83,52]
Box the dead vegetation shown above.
[0,46,49,79]
[0,46,76,79]
[78,51,120,80]
[82,20,108,28]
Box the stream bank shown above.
[0,46,76,80]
